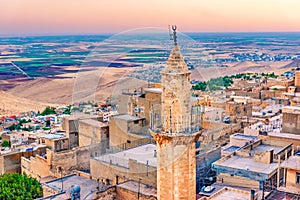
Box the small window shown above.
[296,172,300,184]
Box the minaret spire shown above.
[150,26,203,200]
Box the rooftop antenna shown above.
[168,25,177,45]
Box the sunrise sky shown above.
[1,0,300,36]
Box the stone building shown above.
[78,119,109,147]
[226,96,252,122]
[199,187,257,200]
[109,114,148,146]
[118,86,162,124]
[294,71,300,90]
[266,77,294,88]
[213,139,292,190]
[279,155,300,194]
[0,144,46,174]
[37,133,69,152]
[94,180,157,200]
[282,106,300,135]
[61,113,98,149]
[117,84,162,126]
[90,143,157,187]
[150,27,202,200]
[21,142,103,178]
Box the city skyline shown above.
[1,0,300,36]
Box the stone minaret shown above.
[150,26,202,200]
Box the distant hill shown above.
[0,91,58,116]
[229,61,271,73]
[280,59,300,69]
[5,67,147,107]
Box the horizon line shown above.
[1,31,300,38]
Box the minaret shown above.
[150,26,203,200]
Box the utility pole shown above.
[97,178,100,192]
[262,181,265,200]
[61,170,63,192]
[146,160,149,177]
[57,166,64,192]
[137,178,141,199]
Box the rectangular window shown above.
[296,172,300,184]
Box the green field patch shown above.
[28,63,51,67]
[0,66,22,74]
[52,59,82,66]
[129,53,166,57]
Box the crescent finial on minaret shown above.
[171,25,177,45]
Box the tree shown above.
[63,105,71,115]
[192,82,207,91]
[0,173,43,200]
[41,106,56,116]
[9,123,18,131]
[1,140,10,148]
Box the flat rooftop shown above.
[204,106,222,112]
[113,114,144,122]
[63,113,97,121]
[117,180,157,197]
[42,174,98,200]
[79,118,108,127]
[223,146,240,153]
[268,131,300,140]
[95,144,157,168]
[281,156,300,170]
[266,190,295,200]
[230,95,251,100]
[206,187,251,200]
[250,144,283,155]
[282,106,300,114]
[191,96,204,102]
[269,85,286,89]
[0,144,46,155]
[215,156,278,175]
[40,134,66,139]
[282,92,300,97]
[144,87,162,94]
[233,133,257,140]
